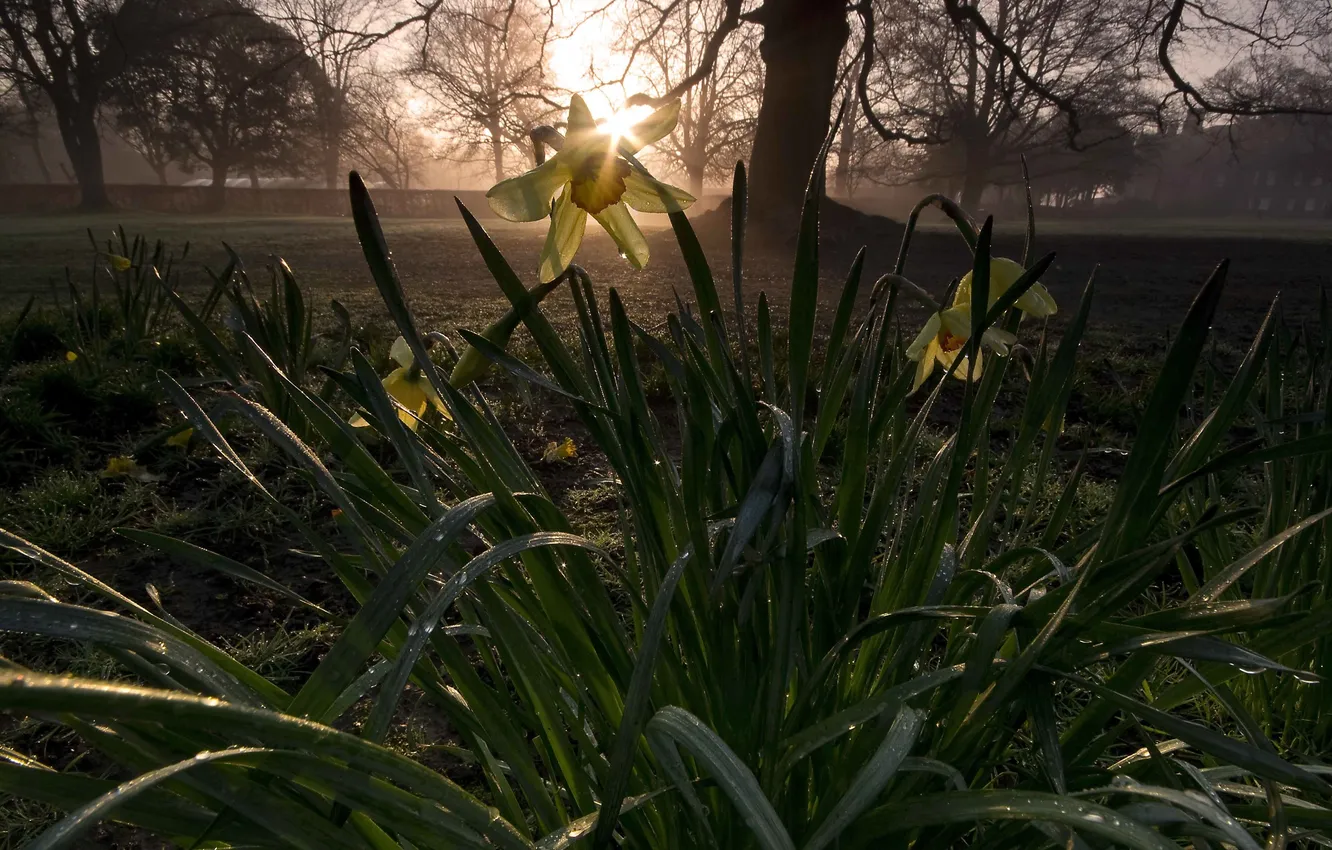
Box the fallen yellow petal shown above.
[542,437,577,463]
[100,456,162,482]
[166,428,193,449]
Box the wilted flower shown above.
[541,437,577,463]
[486,95,695,281]
[349,337,448,431]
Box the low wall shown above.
[0,183,498,218]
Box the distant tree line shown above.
[2,0,1331,220]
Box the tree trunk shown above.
[747,0,848,235]
[322,145,340,189]
[834,80,855,197]
[491,131,505,184]
[209,162,229,211]
[687,160,704,198]
[28,133,53,184]
[57,107,110,210]
[958,132,989,211]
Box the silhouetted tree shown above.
[108,0,318,207]
[344,67,434,189]
[267,0,391,188]
[0,0,129,207]
[407,0,560,183]
[619,0,761,195]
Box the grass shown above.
[0,167,1330,847]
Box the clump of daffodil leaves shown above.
[907,256,1057,391]
[486,94,695,281]
[350,336,447,431]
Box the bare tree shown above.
[0,0,126,208]
[265,0,391,188]
[0,75,52,181]
[344,66,434,188]
[407,0,560,183]
[620,0,761,195]
[858,0,1150,208]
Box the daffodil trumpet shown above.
[486,95,696,282]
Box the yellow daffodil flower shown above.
[100,456,163,482]
[954,257,1057,317]
[541,437,577,463]
[486,95,696,281]
[906,305,1017,392]
[350,337,448,431]
[65,351,78,362]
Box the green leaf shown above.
[646,705,796,850]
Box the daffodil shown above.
[100,456,162,482]
[906,305,1017,392]
[954,257,1057,317]
[486,95,696,281]
[541,437,577,463]
[907,257,1057,392]
[350,337,448,431]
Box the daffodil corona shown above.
[350,337,448,430]
[907,257,1056,392]
[486,95,696,281]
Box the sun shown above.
[601,104,656,145]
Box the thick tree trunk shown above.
[58,107,110,210]
[958,135,989,211]
[322,144,340,189]
[28,132,52,184]
[747,0,848,235]
[209,162,229,210]
[687,160,704,198]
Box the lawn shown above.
[1,189,1330,847]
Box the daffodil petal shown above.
[620,100,681,154]
[912,343,937,392]
[539,187,588,282]
[622,169,695,213]
[990,258,1026,292]
[486,158,570,222]
[906,313,942,360]
[389,336,414,369]
[1016,282,1057,317]
[568,94,597,134]
[421,377,450,419]
[593,202,649,270]
[981,327,1017,355]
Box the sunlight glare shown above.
[601,104,654,147]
